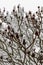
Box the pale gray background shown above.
[0,0,43,13]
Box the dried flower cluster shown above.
[0,5,43,65]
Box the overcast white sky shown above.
[0,0,43,13]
